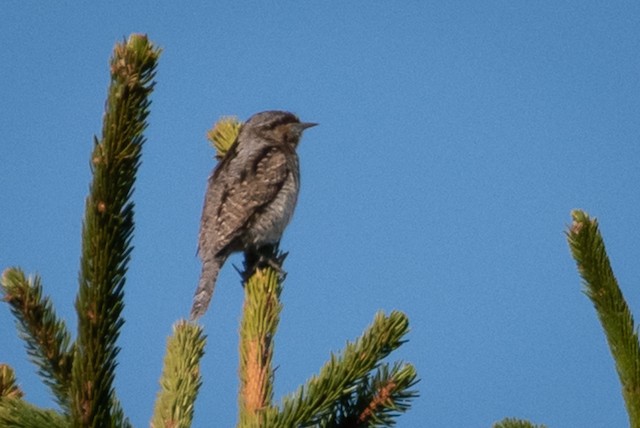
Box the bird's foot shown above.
[239,244,288,284]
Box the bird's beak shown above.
[299,122,318,131]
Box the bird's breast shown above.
[244,163,299,246]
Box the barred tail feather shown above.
[190,256,224,320]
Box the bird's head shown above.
[244,110,317,148]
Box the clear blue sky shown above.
[2,2,639,427]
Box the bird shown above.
[190,110,317,320]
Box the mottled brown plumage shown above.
[190,111,317,320]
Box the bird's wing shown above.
[198,146,289,258]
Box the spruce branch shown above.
[0,364,24,399]
[151,321,206,428]
[567,210,640,427]
[70,34,160,428]
[0,398,69,428]
[318,362,419,428]
[238,246,285,427]
[1,268,73,410]
[267,311,411,427]
[206,116,242,159]
[493,418,547,428]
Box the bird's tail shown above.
[190,256,224,320]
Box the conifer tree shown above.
[1,34,418,427]
[5,32,637,428]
